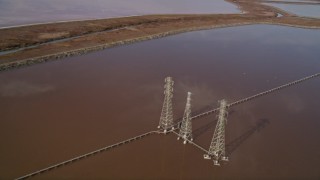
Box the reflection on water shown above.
[0,0,239,27]
[266,3,320,18]
[0,81,54,97]
[0,25,320,179]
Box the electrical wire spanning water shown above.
[15,72,319,179]
[189,72,320,120]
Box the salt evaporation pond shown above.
[0,0,239,28]
[0,25,320,179]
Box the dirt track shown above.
[0,0,319,71]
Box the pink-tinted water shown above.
[0,0,239,27]
[0,25,320,179]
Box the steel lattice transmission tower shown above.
[204,99,229,165]
[178,92,193,144]
[158,77,174,133]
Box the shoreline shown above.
[0,21,256,72]
[0,0,320,72]
[1,20,319,72]
[0,15,145,30]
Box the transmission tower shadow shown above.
[192,110,235,140]
[226,118,270,156]
[192,119,217,140]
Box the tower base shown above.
[203,154,211,160]
[221,156,229,161]
[214,160,220,166]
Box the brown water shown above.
[0,25,320,179]
[0,0,239,28]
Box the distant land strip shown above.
[0,0,320,72]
